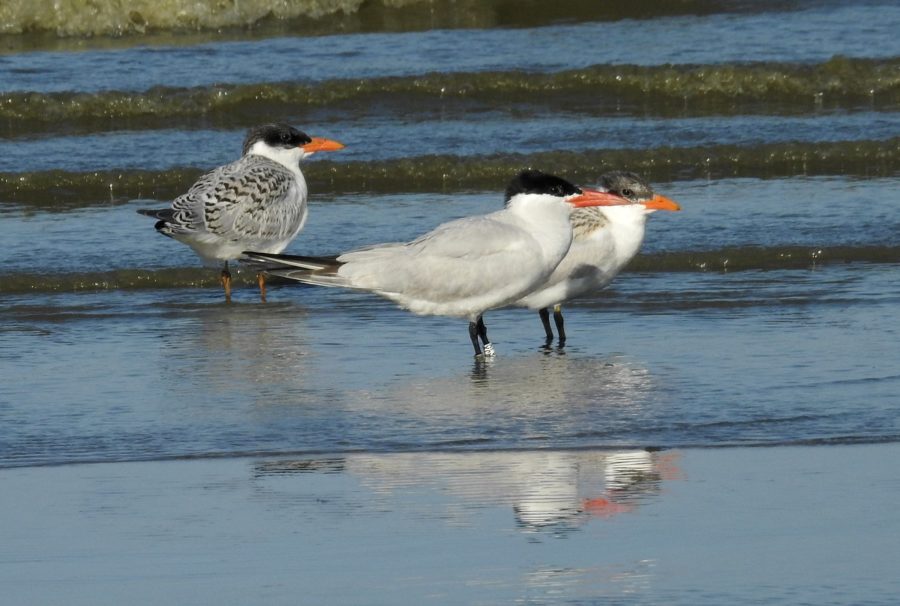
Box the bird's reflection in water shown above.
[374,349,659,424]
[156,301,315,405]
[250,350,678,534]
[253,448,681,536]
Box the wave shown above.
[2,138,899,210]
[628,246,900,272]
[1,246,897,294]
[3,58,898,129]
[0,267,226,294]
[0,0,372,37]
[0,0,799,38]
[6,435,900,470]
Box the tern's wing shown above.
[162,156,305,241]
[339,213,547,300]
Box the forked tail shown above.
[137,207,175,234]
[241,251,349,288]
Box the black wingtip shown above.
[137,208,176,236]
[242,251,339,264]
[137,207,174,220]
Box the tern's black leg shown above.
[221,261,232,303]
[538,308,554,342]
[468,321,483,357]
[476,316,495,357]
[553,304,566,344]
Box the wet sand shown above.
[2,444,898,605]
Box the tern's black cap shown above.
[242,123,312,155]
[504,169,582,204]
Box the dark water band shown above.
[2,57,898,131]
[3,137,899,210]
[2,246,897,294]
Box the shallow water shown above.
[3,257,899,468]
[5,111,900,172]
[4,4,900,92]
[1,0,899,602]
[2,177,898,284]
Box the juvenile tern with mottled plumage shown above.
[514,171,680,344]
[243,169,633,357]
[138,123,344,302]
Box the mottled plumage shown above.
[138,122,343,301]
[160,154,307,259]
[569,206,610,239]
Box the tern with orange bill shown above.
[244,169,635,357]
[514,171,681,343]
[138,122,344,302]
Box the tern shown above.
[514,171,680,344]
[138,123,344,302]
[244,169,633,357]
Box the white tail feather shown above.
[267,269,352,288]
[242,251,331,271]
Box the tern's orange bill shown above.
[568,188,630,208]
[302,137,345,153]
[644,194,681,211]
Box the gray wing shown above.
[162,156,305,241]
[339,214,543,298]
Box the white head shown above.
[242,123,344,171]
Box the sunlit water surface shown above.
[2,1,899,603]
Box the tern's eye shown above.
[280,131,292,143]
[621,188,635,198]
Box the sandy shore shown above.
[2,443,898,605]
